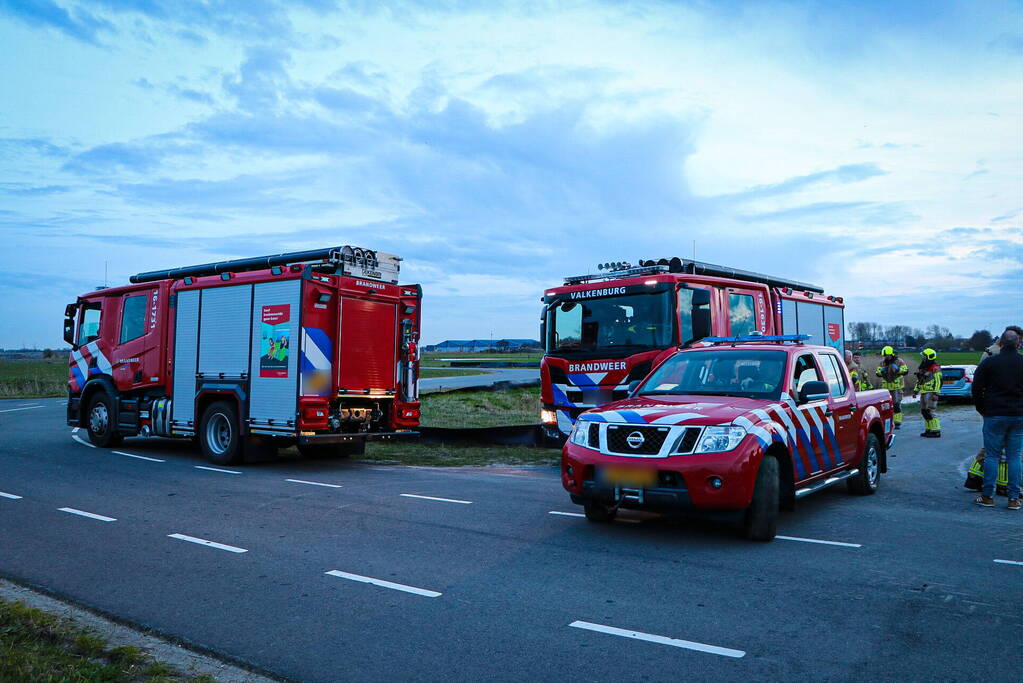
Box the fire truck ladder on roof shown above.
[563,258,824,294]
[129,245,400,284]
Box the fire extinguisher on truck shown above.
[63,245,422,465]
[540,257,846,439]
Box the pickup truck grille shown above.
[606,425,670,455]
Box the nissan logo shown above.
[626,431,645,448]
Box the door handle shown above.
[824,408,833,417]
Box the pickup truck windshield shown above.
[548,291,673,356]
[638,349,788,399]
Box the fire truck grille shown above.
[588,422,600,449]
[606,425,670,455]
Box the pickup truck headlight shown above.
[569,421,590,447]
[694,426,747,454]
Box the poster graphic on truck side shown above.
[260,304,290,378]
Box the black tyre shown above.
[297,441,363,459]
[744,456,779,542]
[583,502,617,523]
[847,433,881,495]
[86,391,122,447]
[199,401,242,465]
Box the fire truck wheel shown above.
[199,401,242,465]
[847,433,881,496]
[583,502,617,523]
[86,392,122,447]
[743,455,779,542]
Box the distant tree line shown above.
[847,322,995,351]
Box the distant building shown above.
[423,339,541,353]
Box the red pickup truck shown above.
[561,336,895,541]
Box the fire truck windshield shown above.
[637,349,787,399]
[547,291,673,357]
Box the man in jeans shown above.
[972,329,1023,509]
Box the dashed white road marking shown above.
[58,507,116,522]
[168,534,247,553]
[776,535,862,548]
[71,434,96,448]
[194,465,241,475]
[325,570,442,597]
[286,479,342,488]
[0,405,43,413]
[0,491,23,500]
[994,559,1023,566]
[569,620,746,658]
[548,510,585,518]
[400,493,472,505]
[114,451,165,463]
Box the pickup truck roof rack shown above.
[703,334,811,347]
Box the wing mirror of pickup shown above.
[798,380,831,404]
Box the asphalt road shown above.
[420,367,538,391]
[2,397,1022,682]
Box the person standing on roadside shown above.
[876,346,909,429]
[972,329,1023,510]
[913,348,943,438]
[852,352,871,390]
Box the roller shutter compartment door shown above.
[171,289,199,426]
[198,285,253,379]
[250,280,301,429]
[339,298,397,392]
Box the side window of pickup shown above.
[818,354,848,398]
[792,354,823,393]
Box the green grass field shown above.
[0,360,67,398]
[421,352,541,367]
[421,386,539,428]
[419,368,490,379]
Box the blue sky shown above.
[2,0,1022,347]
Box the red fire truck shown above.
[64,246,422,464]
[541,258,846,439]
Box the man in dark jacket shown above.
[972,329,1023,509]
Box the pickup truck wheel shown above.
[744,456,779,542]
[199,401,242,465]
[847,434,881,495]
[86,392,122,448]
[583,502,617,523]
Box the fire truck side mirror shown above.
[692,308,712,341]
[63,303,78,349]
[690,288,711,307]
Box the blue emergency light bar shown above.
[703,334,811,345]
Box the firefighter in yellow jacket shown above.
[913,348,943,438]
[876,346,909,429]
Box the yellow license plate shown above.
[600,466,657,488]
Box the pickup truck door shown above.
[816,351,858,465]
[789,352,836,476]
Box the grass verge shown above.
[421,386,539,428]
[0,360,67,398]
[362,441,560,467]
[0,599,215,682]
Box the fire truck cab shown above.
[64,246,421,464]
[541,258,846,439]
